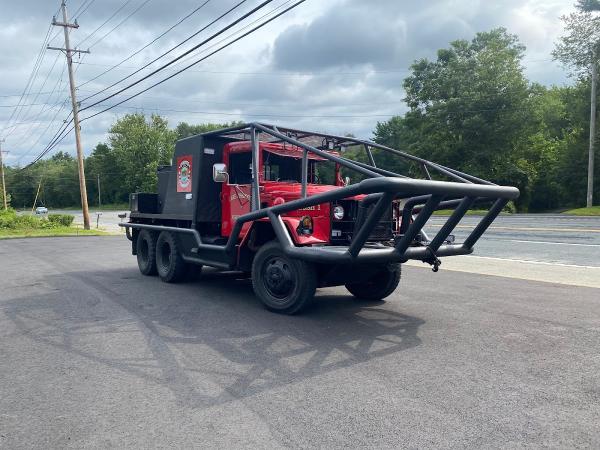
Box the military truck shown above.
[121,123,519,314]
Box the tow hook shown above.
[424,247,441,272]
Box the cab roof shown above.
[225,141,340,161]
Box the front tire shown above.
[136,229,157,276]
[345,264,401,301]
[156,231,187,283]
[251,241,317,314]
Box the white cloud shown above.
[0,0,577,165]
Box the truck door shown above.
[221,151,253,237]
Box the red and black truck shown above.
[122,123,519,314]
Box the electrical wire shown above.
[87,0,153,49]
[1,24,53,136]
[79,0,251,104]
[77,0,212,89]
[72,0,96,20]
[12,53,63,131]
[76,0,133,48]
[80,0,308,122]
[24,121,74,168]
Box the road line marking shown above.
[463,255,600,269]
[506,239,600,247]
[427,225,600,233]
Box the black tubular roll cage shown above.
[121,122,519,270]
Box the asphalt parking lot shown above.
[1,236,599,448]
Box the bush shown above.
[48,214,74,227]
[503,201,517,214]
[0,209,75,229]
[0,208,18,228]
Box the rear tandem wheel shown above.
[345,263,401,301]
[156,231,188,283]
[136,229,157,276]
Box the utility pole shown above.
[97,174,101,207]
[48,0,91,229]
[0,139,8,210]
[588,52,597,208]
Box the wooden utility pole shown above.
[588,53,597,208]
[48,0,91,229]
[0,139,8,210]
[31,179,42,213]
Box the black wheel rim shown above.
[262,256,295,302]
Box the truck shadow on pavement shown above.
[4,266,425,410]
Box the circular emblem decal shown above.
[177,155,193,192]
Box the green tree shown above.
[109,114,176,195]
[378,28,535,208]
[175,121,243,140]
[553,1,600,207]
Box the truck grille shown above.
[330,200,394,244]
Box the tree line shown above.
[2,25,598,211]
[2,118,242,208]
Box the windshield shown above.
[263,152,337,185]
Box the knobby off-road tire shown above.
[156,231,187,283]
[136,229,157,276]
[252,241,317,314]
[345,263,401,301]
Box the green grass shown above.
[0,226,110,239]
[433,209,496,216]
[562,206,600,216]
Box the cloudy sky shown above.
[0,0,575,166]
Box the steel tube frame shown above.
[123,122,520,269]
[250,127,261,211]
[122,176,517,266]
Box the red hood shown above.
[262,181,364,201]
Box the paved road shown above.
[47,209,128,233]
[54,210,600,267]
[426,214,600,267]
[1,237,598,448]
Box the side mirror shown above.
[213,163,228,183]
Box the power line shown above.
[72,0,96,19]
[1,24,53,136]
[80,0,283,113]
[78,0,212,89]
[24,121,74,168]
[76,0,133,48]
[14,99,71,166]
[79,0,251,104]
[24,0,268,169]
[9,62,67,143]
[85,103,398,118]
[11,53,63,133]
[78,1,339,122]
[87,0,153,49]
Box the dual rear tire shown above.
[136,230,198,283]
[344,264,401,301]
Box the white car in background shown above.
[35,206,48,215]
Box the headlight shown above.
[333,205,345,220]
